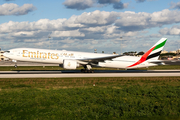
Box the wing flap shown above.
[77,54,123,65]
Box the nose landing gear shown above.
[14,64,17,68]
[12,60,17,68]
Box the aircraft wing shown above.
[77,54,123,65]
[148,60,180,65]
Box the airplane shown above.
[3,38,167,73]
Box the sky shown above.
[0,0,180,54]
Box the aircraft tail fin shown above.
[128,38,167,68]
[146,38,167,61]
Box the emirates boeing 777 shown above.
[3,38,167,72]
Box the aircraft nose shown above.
[3,53,8,57]
[3,51,11,57]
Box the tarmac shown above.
[0,60,180,78]
[0,61,59,66]
[0,70,180,78]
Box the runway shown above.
[0,70,180,78]
[0,60,180,78]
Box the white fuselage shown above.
[3,48,158,69]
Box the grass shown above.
[0,77,180,119]
[0,64,180,71]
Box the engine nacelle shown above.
[62,59,79,69]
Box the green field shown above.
[0,64,180,71]
[0,77,180,120]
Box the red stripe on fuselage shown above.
[127,46,156,68]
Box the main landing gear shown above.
[81,69,94,73]
[81,65,94,73]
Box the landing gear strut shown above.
[14,64,17,68]
[81,65,94,73]
[12,60,17,68]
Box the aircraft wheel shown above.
[81,69,94,73]
[81,69,84,73]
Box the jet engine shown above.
[62,59,79,69]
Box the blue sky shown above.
[0,0,180,54]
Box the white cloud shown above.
[149,34,162,38]
[106,26,117,34]
[11,31,35,37]
[170,2,180,9]
[1,9,180,51]
[115,9,180,31]
[0,3,36,16]
[63,0,128,10]
[63,0,94,10]
[4,0,14,1]
[51,30,85,37]
[0,19,67,33]
[159,26,180,35]
[97,0,120,4]
[1,9,180,38]
[74,10,118,26]
[83,26,106,32]
[135,0,146,3]
[113,2,129,9]
[150,9,180,24]
[61,44,69,48]
[60,38,76,43]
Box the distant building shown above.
[177,49,180,54]
[94,49,97,53]
[113,52,118,55]
[161,50,168,54]
[169,51,177,54]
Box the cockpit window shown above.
[4,51,10,53]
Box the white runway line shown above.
[1,72,180,78]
